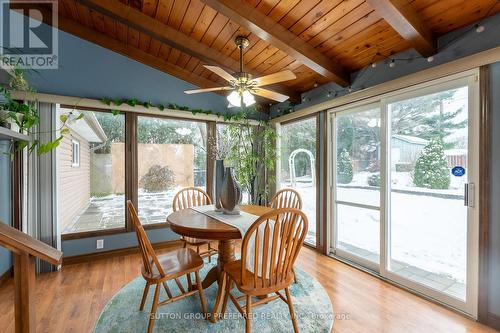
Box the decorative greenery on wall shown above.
[100,97,247,122]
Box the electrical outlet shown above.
[96,239,104,249]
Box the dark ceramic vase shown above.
[214,160,225,211]
[220,167,242,215]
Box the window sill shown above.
[61,227,128,241]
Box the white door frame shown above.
[327,69,480,318]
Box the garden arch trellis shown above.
[288,148,315,187]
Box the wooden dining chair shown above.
[270,188,302,283]
[214,208,308,333]
[127,200,208,333]
[270,188,302,210]
[172,187,218,262]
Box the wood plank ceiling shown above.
[47,0,500,105]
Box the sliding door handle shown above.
[464,183,475,207]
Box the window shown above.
[71,140,80,167]
[58,108,126,234]
[137,116,207,224]
[278,117,318,246]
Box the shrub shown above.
[140,165,175,192]
[367,173,380,187]
[337,149,353,184]
[412,138,450,189]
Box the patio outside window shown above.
[137,116,207,224]
[58,108,125,234]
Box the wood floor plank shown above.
[0,246,496,333]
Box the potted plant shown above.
[0,68,82,154]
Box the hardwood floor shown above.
[0,245,497,333]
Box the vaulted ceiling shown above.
[32,0,500,105]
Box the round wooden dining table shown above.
[167,204,272,290]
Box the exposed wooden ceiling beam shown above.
[75,0,299,102]
[20,5,225,95]
[366,0,436,57]
[199,0,349,87]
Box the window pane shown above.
[279,117,317,246]
[337,204,380,263]
[137,116,207,224]
[336,108,380,207]
[58,108,125,234]
[388,86,468,300]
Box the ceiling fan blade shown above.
[203,65,236,82]
[184,86,233,94]
[252,70,297,87]
[252,88,289,102]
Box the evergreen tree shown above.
[337,149,353,184]
[413,138,450,189]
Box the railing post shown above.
[13,252,36,333]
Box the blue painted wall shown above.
[2,9,234,115]
[488,62,500,317]
[62,228,179,257]
[28,25,231,113]
[0,141,12,277]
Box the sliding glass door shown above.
[330,72,479,316]
[333,105,381,269]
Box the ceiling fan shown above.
[184,36,297,107]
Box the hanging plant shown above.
[0,68,83,155]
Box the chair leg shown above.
[210,271,227,323]
[208,243,212,263]
[147,283,161,333]
[175,278,186,294]
[221,278,233,316]
[186,273,193,291]
[183,239,187,248]
[292,267,297,284]
[245,294,252,333]
[285,287,299,333]
[195,271,208,315]
[140,282,150,311]
[162,282,173,299]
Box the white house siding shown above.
[58,130,91,233]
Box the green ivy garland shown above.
[100,97,247,122]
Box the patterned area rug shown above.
[94,257,333,333]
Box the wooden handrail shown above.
[0,221,63,333]
[0,222,62,265]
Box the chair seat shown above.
[142,248,204,282]
[224,260,295,295]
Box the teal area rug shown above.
[94,257,333,333]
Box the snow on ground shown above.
[283,170,467,283]
[280,180,317,246]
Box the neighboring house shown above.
[391,134,429,169]
[58,109,107,233]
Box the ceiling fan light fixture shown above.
[227,90,256,108]
[227,90,240,108]
[242,90,256,107]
